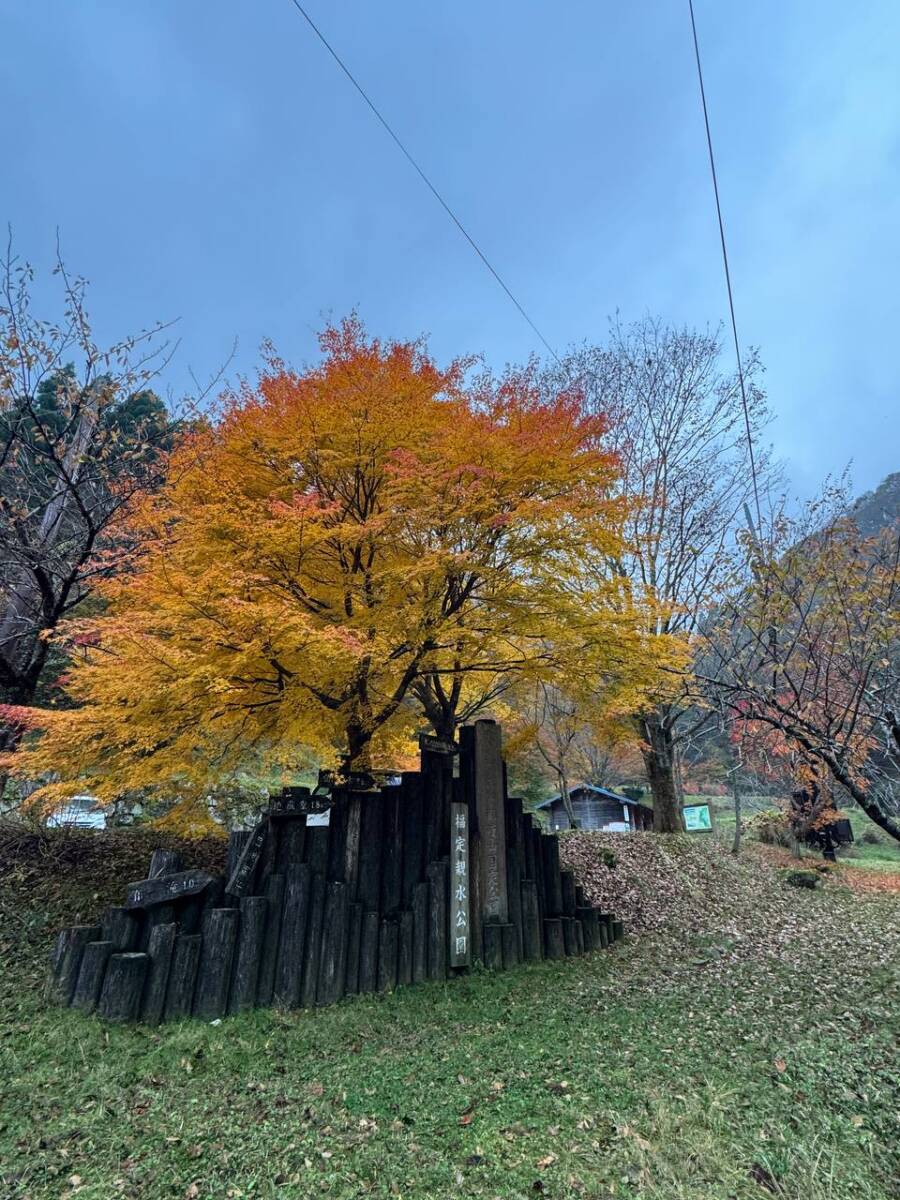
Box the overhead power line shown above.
[285,0,561,363]
[687,0,763,535]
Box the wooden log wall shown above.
[49,720,626,1023]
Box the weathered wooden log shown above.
[358,910,380,993]
[326,796,349,882]
[400,774,424,905]
[149,848,183,878]
[97,952,149,1022]
[482,922,503,970]
[380,789,403,915]
[506,845,524,961]
[48,924,102,1005]
[574,883,586,908]
[612,919,624,942]
[468,829,483,965]
[521,814,536,882]
[543,918,565,961]
[144,902,177,944]
[357,794,384,911]
[560,869,577,917]
[71,940,115,1013]
[164,934,202,1020]
[577,906,599,952]
[426,860,448,981]
[317,882,349,1007]
[520,881,542,962]
[501,921,519,969]
[229,896,268,1014]
[397,910,413,986]
[273,864,312,1008]
[541,836,564,916]
[532,825,547,919]
[256,873,285,1006]
[561,916,578,956]
[598,911,614,945]
[225,830,252,882]
[194,908,238,1020]
[306,826,330,878]
[574,919,585,956]
[141,922,177,1025]
[275,818,307,872]
[411,880,429,983]
[300,873,326,1008]
[598,914,610,948]
[102,906,140,951]
[344,901,362,995]
[378,918,399,992]
[342,794,363,898]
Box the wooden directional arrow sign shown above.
[125,870,214,909]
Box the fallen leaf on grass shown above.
[536,1153,557,1169]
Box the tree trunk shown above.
[641,711,684,833]
[731,776,742,856]
[557,768,579,830]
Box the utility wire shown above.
[688,0,763,535]
[286,0,561,364]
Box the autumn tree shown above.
[0,246,174,799]
[699,488,900,842]
[6,318,651,822]
[542,317,771,831]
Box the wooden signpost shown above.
[450,802,471,967]
[473,721,508,922]
[225,818,269,895]
[125,870,214,909]
[418,733,458,756]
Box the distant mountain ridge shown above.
[851,472,900,537]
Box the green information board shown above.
[683,804,712,831]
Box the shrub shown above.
[747,808,792,847]
[785,870,821,890]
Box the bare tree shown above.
[698,487,900,841]
[544,317,771,831]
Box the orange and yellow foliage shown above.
[6,318,676,823]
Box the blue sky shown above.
[4,1,899,500]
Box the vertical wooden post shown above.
[358,910,380,993]
[411,880,429,983]
[148,848,183,878]
[482,922,503,970]
[194,908,239,1020]
[97,953,149,1022]
[273,864,312,1008]
[230,896,268,1014]
[141,922,177,1025]
[164,934,202,1020]
[102,906,140,951]
[400,773,424,906]
[378,918,399,992]
[344,902,363,995]
[357,794,384,912]
[317,881,349,1006]
[397,910,414,986]
[426,860,448,981]
[472,721,508,922]
[48,924,102,1005]
[380,788,404,915]
[541,836,564,916]
[300,873,326,1008]
[71,941,115,1013]
[256,873,285,1006]
[520,882,542,962]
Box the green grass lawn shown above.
[2,835,898,1200]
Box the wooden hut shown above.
[535,785,653,832]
